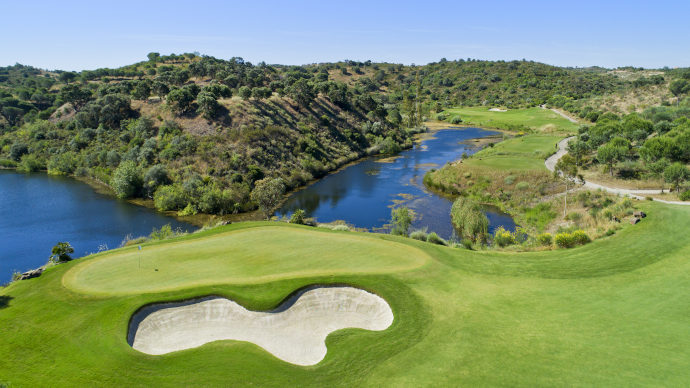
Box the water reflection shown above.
[0,171,194,282]
[277,128,516,239]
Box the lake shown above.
[277,127,516,239]
[0,171,194,282]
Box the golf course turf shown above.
[1,202,689,386]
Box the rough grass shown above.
[1,203,689,386]
[442,107,579,134]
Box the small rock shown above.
[630,217,640,225]
[19,268,43,280]
[634,211,646,218]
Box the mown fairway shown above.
[1,202,689,386]
[443,106,579,133]
[463,134,563,171]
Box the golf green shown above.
[1,202,688,386]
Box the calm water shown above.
[277,127,516,239]
[0,171,194,282]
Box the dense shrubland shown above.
[1,54,688,215]
[566,104,690,195]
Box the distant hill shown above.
[0,54,687,216]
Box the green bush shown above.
[555,230,590,248]
[493,226,516,247]
[572,230,591,245]
[427,232,447,245]
[0,158,18,168]
[504,175,516,185]
[537,233,553,246]
[332,225,349,231]
[436,112,449,121]
[449,115,463,124]
[680,190,690,201]
[153,184,187,211]
[409,229,428,241]
[111,160,142,199]
[555,233,576,248]
[17,154,44,173]
[290,209,306,224]
[516,181,529,191]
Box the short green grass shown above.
[444,106,579,134]
[1,202,689,386]
[63,224,429,295]
[464,134,562,171]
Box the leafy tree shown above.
[152,81,169,98]
[59,84,92,110]
[147,52,161,62]
[640,137,678,162]
[250,177,285,219]
[111,160,142,198]
[554,154,578,216]
[663,162,689,192]
[450,198,488,243]
[196,91,219,119]
[669,79,689,102]
[238,86,252,100]
[49,242,74,263]
[2,106,24,127]
[58,71,78,84]
[131,80,151,100]
[167,87,195,115]
[567,139,590,166]
[596,143,626,176]
[96,94,132,129]
[143,164,171,197]
[9,142,28,161]
[251,87,272,100]
[390,206,413,236]
[288,78,315,107]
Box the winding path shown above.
[546,137,689,205]
[540,105,579,123]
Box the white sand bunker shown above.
[128,286,394,365]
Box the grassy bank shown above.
[1,202,689,386]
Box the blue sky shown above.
[2,0,689,71]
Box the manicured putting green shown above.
[63,226,430,295]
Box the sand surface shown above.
[128,286,394,365]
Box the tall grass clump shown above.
[409,228,428,241]
[451,197,488,243]
[426,232,447,246]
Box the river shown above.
[1,127,515,282]
[277,127,515,239]
[0,171,194,282]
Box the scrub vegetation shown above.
[3,56,681,218]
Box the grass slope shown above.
[463,134,562,171]
[443,106,579,134]
[1,202,689,386]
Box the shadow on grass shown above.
[0,295,13,309]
